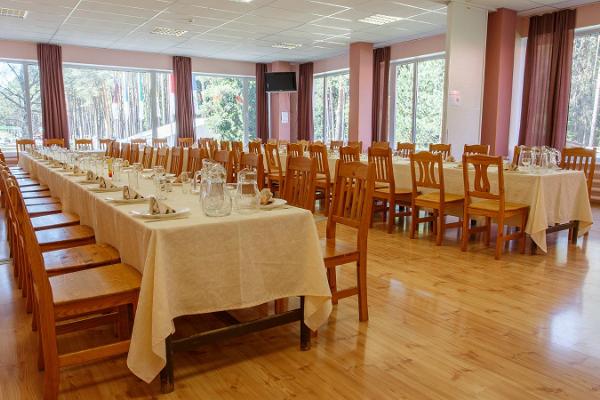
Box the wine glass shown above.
[520,150,532,171]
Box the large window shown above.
[192,74,256,143]
[567,29,600,148]
[313,71,350,143]
[63,66,175,145]
[0,61,42,151]
[390,55,445,148]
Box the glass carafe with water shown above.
[236,168,260,213]
[201,163,232,217]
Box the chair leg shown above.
[326,268,338,305]
[484,217,491,247]
[38,333,45,371]
[41,331,60,400]
[461,214,469,252]
[436,211,444,246]
[495,217,504,260]
[387,198,394,234]
[117,305,130,339]
[356,257,368,322]
[410,206,418,239]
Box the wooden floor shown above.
[2,207,600,399]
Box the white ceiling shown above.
[0,0,597,63]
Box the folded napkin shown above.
[73,165,83,175]
[123,185,144,200]
[149,197,176,215]
[86,170,98,181]
[98,177,117,189]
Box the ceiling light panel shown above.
[151,26,188,37]
[359,14,403,25]
[0,7,28,19]
[272,42,303,49]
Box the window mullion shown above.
[411,61,418,145]
[23,64,34,139]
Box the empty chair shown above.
[329,140,343,151]
[16,139,36,161]
[321,161,375,321]
[141,146,154,169]
[212,150,235,183]
[461,155,528,260]
[177,138,194,148]
[43,139,65,148]
[429,143,451,159]
[264,143,285,195]
[463,144,490,156]
[220,141,231,151]
[109,141,121,158]
[309,143,332,214]
[340,146,360,163]
[187,147,209,176]
[120,143,131,161]
[169,147,184,176]
[348,141,363,153]
[511,145,531,167]
[248,141,262,154]
[396,142,416,158]
[130,144,140,164]
[154,147,169,169]
[287,143,303,157]
[409,151,464,245]
[283,156,317,212]
[231,141,243,153]
[152,138,168,148]
[239,152,265,190]
[131,138,147,146]
[372,141,389,149]
[561,147,597,198]
[74,138,93,150]
[99,138,112,152]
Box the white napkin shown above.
[123,185,144,200]
[148,197,176,215]
[86,170,97,181]
[98,177,117,189]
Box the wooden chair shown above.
[109,141,121,158]
[372,141,390,149]
[409,151,464,245]
[369,147,412,233]
[239,152,265,190]
[169,147,184,176]
[212,150,235,183]
[220,141,231,151]
[463,144,490,156]
[321,161,375,321]
[561,147,596,198]
[14,189,140,400]
[429,143,451,159]
[16,139,36,161]
[309,143,332,214]
[287,143,304,157]
[264,143,285,195]
[99,138,112,152]
[120,143,131,161]
[248,141,262,154]
[267,139,279,145]
[231,141,243,153]
[512,145,529,167]
[396,142,416,158]
[152,138,168,148]
[283,156,317,212]
[43,139,65,148]
[130,144,140,164]
[461,155,529,260]
[348,141,363,153]
[141,146,154,169]
[154,147,169,169]
[329,140,343,151]
[340,146,360,163]
[74,138,93,150]
[187,147,209,175]
[131,138,147,146]
[177,138,194,148]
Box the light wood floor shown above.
[2,208,600,399]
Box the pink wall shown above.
[314,53,347,74]
[348,42,373,145]
[268,61,293,141]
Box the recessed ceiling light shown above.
[151,27,188,37]
[358,14,403,25]
[272,42,303,50]
[0,7,28,19]
[227,0,254,3]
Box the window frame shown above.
[313,68,350,143]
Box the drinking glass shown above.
[225,183,239,210]
[519,150,532,171]
[153,175,168,200]
[153,165,165,177]
[127,169,139,190]
[179,172,191,194]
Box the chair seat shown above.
[50,263,141,309]
[44,243,121,275]
[22,190,52,199]
[36,225,95,251]
[415,192,464,204]
[16,178,41,187]
[374,186,412,196]
[469,199,529,213]
[24,197,60,206]
[320,238,359,262]
[20,185,49,193]
[31,212,80,230]
[27,203,62,217]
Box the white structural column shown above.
[444,2,489,157]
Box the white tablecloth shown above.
[19,153,332,384]
[280,154,593,253]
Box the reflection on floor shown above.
[1,207,600,399]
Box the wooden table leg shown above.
[160,335,174,394]
[571,220,580,244]
[300,297,311,351]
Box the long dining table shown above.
[280,153,593,253]
[19,152,332,387]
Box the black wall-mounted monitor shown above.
[265,72,297,92]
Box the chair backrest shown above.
[213,150,234,183]
[327,161,375,250]
[287,143,304,157]
[142,146,154,169]
[429,143,451,159]
[283,156,317,212]
[267,139,279,145]
[330,140,343,151]
[368,146,395,187]
[308,143,330,179]
[75,138,93,150]
[464,144,490,156]
[220,141,231,151]
[152,138,168,148]
[409,151,445,199]
[239,152,265,190]
[512,145,530,166]
[249,141,262,154]
[170,147,184,175]
[561,147,597,197]
[43,138,64,148]
[340,146,360,163]
[131,138,147,146]
[348,141,363,153]
[264,143,282,173]
[396,142,416,158]
[109,141,121,158]
[16,139,35,160]
[178,138,194,148]
[99,138,112,152]
[187,147,209,175]
[155,146,169,168]
[231,141,243,153]
[372,141,389,149]
[120,143,131,161]
[462,154,505,207]
[130,144,140,164]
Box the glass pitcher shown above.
[237,168,260,213]
[201,163,232,217]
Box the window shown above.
[313,71,350,143]
[567,29,600,148]
[389,55,445,149]
[63,66,175,146]
[192,74,256,143]
[0,60,42,151]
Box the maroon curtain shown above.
[372,46,391,143]
[519,9,576,149]
[297,62,314,141]
[172,56,195,139]
[37,44,70,147]
[256,63,269,143]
